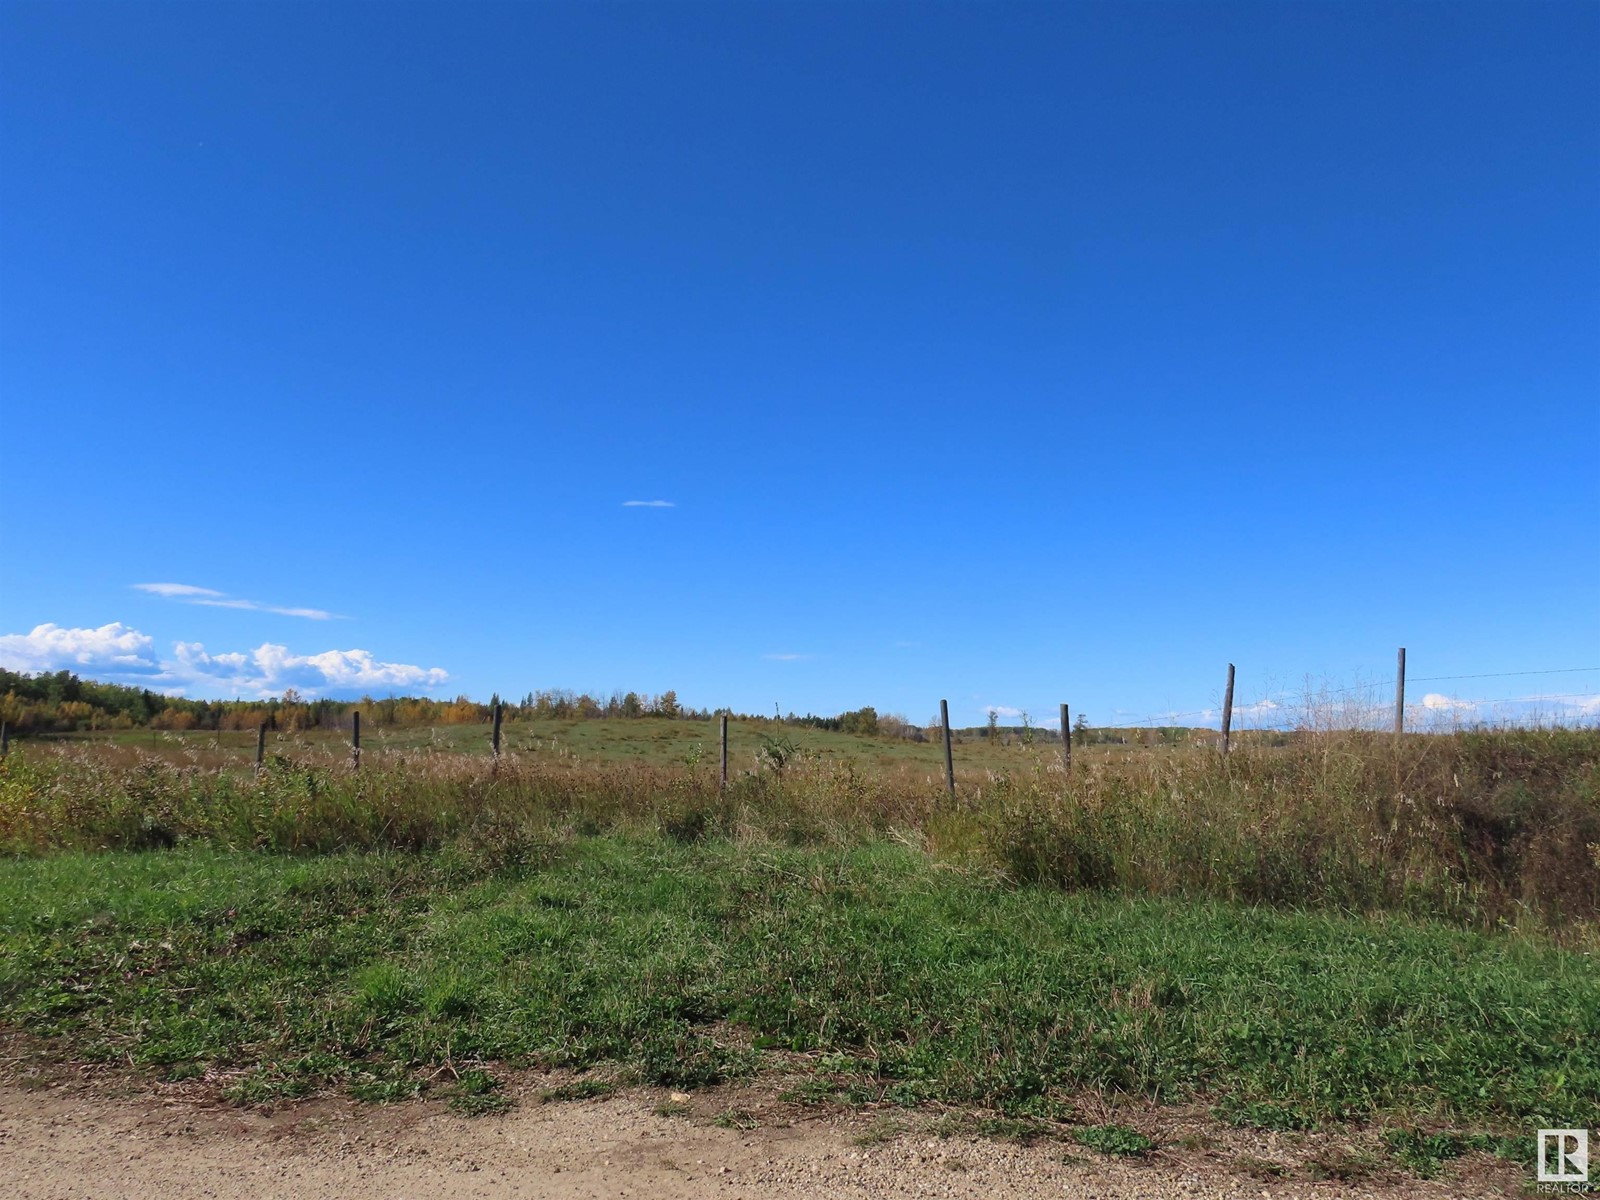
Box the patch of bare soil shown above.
[0,1064,1523,1199]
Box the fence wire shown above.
[1096,664,1600,734]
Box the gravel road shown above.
[0,1074,1520,1199]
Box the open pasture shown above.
[2,724,1596,1187]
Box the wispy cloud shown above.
[132,582,338,620]
[763,653,809,662]
[622,500,675,508]
[190,598,337,620]
[0,622,446,699]
[1422,692,1476,712]
[133,582,223,598]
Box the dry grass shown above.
[1,727,1595,930]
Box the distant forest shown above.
[0,668,897,739]
[0,669,1191,746]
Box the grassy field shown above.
[1,724,1597,1181]
[42,714,1126,775]
[2,839,1594,1134]
[6,724,1596,927]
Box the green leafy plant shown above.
[1073,1124,1156,1157]
[1382,1128,1465,1177]
[447,1069,512,1115]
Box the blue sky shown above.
[2,0,1597,728]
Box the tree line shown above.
[2,669,1170,746]
[0,670,920,741]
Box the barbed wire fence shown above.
[1092,661,1600,738]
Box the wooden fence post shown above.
[719,714,729,791]
[940,699,955,797]
[351,711,361,771]
[255,721,266,775]
[1060,703,1071,773]
[1394,647,1406,738]
[492,701,503,759]
[0,721,8,759]
[1221,663,1236,756]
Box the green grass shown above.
[8,728,1599,931]
[447,1067,512,1115]
[2,835,1595,1138]
[1073,1123,1157,1157]
[1379,1127,1537,1177]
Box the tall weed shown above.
[1,728,1594,929]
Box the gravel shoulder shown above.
[0,1066,1523,1200]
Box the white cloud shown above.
[0,623,161,675]
[133,582,224,598]
[1406,691,1600,727]
[174,641,448,697]
[984,705,1024,719]
[0,622,446,698]
[189,598,336,620]
[1233,699,1281,719]
[1479,693,1600,718]
[132,582,338,620]
[622,500,675,508]
[763,653,809,661]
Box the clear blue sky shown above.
[2,0,1597,728]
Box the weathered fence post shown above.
[492,701,503,759]
[940,699,955,797]
[1060,702,1071,773]
[0,721,8,759]
[719,714,729,791]
[1394,647,1406,738]
[1221,663,1236,756]
[351,711,361,771]
[255,721,267,775]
